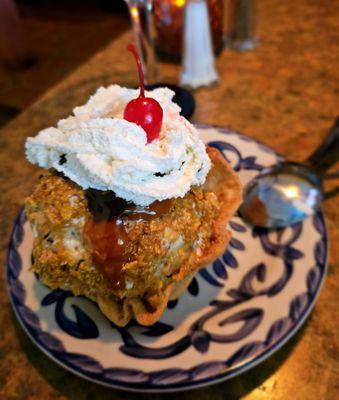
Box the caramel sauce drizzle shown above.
[84,190,171,290]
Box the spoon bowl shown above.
[240,162,323,228]
[239,117,339,228]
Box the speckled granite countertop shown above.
[0,1,338,399]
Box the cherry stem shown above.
[127,43,145,98]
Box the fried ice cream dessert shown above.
[25,82,242,326]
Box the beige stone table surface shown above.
[0,0,338,399]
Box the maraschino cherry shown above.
[124,44,163,143]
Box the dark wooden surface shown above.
[0,1,338,398]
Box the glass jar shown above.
[154,0,224,62]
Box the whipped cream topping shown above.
[25,85,211,206]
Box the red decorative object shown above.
[124,44,163,143]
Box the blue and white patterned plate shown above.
[6,126,328,392]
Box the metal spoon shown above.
[240,118,339,228]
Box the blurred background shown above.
[0,0,130,127]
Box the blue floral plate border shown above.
[6,126,328,392]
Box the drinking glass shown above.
[124,0,158,83]
[123,0,196,118]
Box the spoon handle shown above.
[307,117,339,173]
[322,170,339,180]
[324,186,339,200]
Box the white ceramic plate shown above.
[7,125,328,392]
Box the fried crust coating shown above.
[25,146,242,326]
